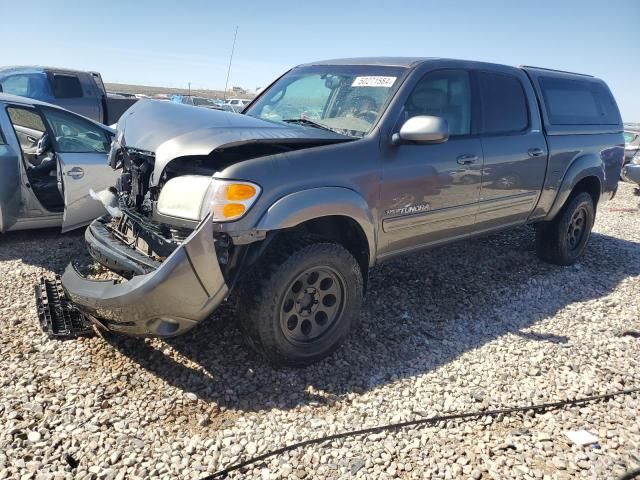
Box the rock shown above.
[109,451,122,465]
[552,457,567,470]
[350,458,365,475]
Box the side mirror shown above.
[392,115,449,145]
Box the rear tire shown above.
[236,237,364,367]
[535,191,595,266]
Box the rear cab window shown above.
[477,71,529,134]
[50,74,83,99]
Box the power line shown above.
[204,387,640,479]
[223,26,238,100]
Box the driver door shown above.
[379,69,483,256]
[40,107,118,232]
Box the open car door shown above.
[40,107,118,232]
[0,108,21,233]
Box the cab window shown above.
[0,73,51,100]
[404,70,471,136]
[51,74,83,99]
[478,71,529,135]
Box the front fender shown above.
[255,187,377,265]
[546,154,604,220]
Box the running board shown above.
[35,276,93,338]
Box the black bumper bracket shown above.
[35,276,94,338]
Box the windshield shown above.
[245,65,406,137]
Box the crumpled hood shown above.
[116,100,350,186]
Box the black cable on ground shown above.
[203,386,640,479]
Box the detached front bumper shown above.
[61,217,228,337]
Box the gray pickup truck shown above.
[0,67,136,125]
[40,58,624,366]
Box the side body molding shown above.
[256,187,377,266]
[545,154,604,221]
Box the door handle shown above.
[528,148,544,157]
[456,154,479,165]
[66,167,85,179]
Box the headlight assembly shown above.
[156,175,214,221]
[209,179,261,222]
[156,176,261,222]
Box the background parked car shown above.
[216,103,241,113]
[624,128,640,163]
[622,128,640,187]
[0,66,138,126]
[170,95,217,108]
[223,98,250,111]
[0,93,117,233]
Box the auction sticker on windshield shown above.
[351,76,397,87]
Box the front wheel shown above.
[535,191,595,266]
[236,239,364,367]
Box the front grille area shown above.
[109,212,181,261]
[117,148,156,214]
[109,146,194,258]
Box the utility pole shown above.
[188,82,191,96]
[223,26,238,100]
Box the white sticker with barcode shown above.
[351,76,397,87]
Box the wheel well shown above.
[284,216,370,290]
[572,176,601,208]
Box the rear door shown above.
[40,106,118,232]
[0,106,21,232]
[475,68,547,230]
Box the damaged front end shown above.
[36,100,350,338]
[37,214,229,338]
[37,142,226,338]
[58,214,228,336]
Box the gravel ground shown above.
[1,183,639,480]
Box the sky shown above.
[1,0,638,120]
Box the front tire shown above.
[236,238,364,367]
[535,191,595,266]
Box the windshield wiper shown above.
[282,118,336,133]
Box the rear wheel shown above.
[236,238,363,367]
[535,191,595,266]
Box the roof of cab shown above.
[0,65,95,76]
[300,57,437,68]
[298,58,596,79]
